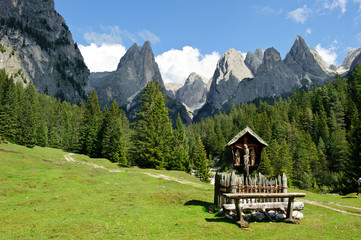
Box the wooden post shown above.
[214,172,219,207]
[282,173,288,202]
[278,175,281,202]
[285,196,296,224]
[230,171,237,205]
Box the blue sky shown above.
[54,0,361,84]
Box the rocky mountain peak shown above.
[284,35,330,84]
[91,41,164,108]
[350,50,361,72]
[343,47,361,69]
[185,72,208,85]
[176,72,208,112]
[245,48,264,75]
[214,48,253,85]
[263,47,281,64]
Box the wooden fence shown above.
[214,171,288,208]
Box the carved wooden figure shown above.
[226,126,268,175]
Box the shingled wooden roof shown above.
[226,126,268,147]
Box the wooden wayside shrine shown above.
[215,127,306,228]
[225,126,268,176]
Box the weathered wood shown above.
[286,196,295,219]
[230,171,237,205]
[282,173,288,202]
[214,171,289,207]
[223,201,304,212]
[223,193,306,199]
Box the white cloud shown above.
[287,5,311,24]
[306,28,312,34]
[84,26,127,45]
[315,44,338,66]
[324,0,347,13]
[79,43,126,72]
[138,30,160,44]
[155,47,220,84]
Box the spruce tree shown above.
[0,70,18,141]
[130,81,173,169]
[192,136,210,182]
[101,100,127,164]
[78,90,102,157]
[168,114,190,171]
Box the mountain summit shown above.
[91,41,164,108]
[284,35,331,85]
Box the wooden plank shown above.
[223,193,306,198]
[223,201,304,211]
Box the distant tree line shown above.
[1,66,361,189]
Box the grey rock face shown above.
[176,72,208,111]
[207,48,253,111]
[343,47,361,70]
[0,0,90,103]
[284,35,331,85]
[165,82,182,99]
[245,48,264,75]
[92,41,164,108]
[234,47,299,104]
[350,50,361,73]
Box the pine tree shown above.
[258,148,273,177]
[168,114,190,170]
[18,83,39,147]
[0,70,18,141]
[78,90,102,157]
[192,136,210,182]
[101,100,127,164]
[130,81,173,169]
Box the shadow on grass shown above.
[342,196,357,199]
[184,200,213,212]
[185,200,236,225]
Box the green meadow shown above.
[1,143,361,239]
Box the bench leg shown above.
[235,198,249,228]
[285,196,299,224]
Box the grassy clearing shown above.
[1,143,361,239]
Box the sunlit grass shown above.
[1,143,361,239]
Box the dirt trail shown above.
[64,153,123,173]
[142,172,208,189]
[301,199,361,218]
[63,153,208,188]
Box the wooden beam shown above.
[223,193,306,199]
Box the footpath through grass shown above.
[1,143,361,239]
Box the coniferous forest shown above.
[1,66,361,192]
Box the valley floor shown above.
[1,143,361,239]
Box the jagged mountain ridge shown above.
[194,35,360,121]
[0,0,90,103]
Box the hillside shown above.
[1,143,361,239]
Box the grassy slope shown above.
[1,143,361,239]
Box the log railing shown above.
[214,171,288,208]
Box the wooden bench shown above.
[223,193,306,227]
